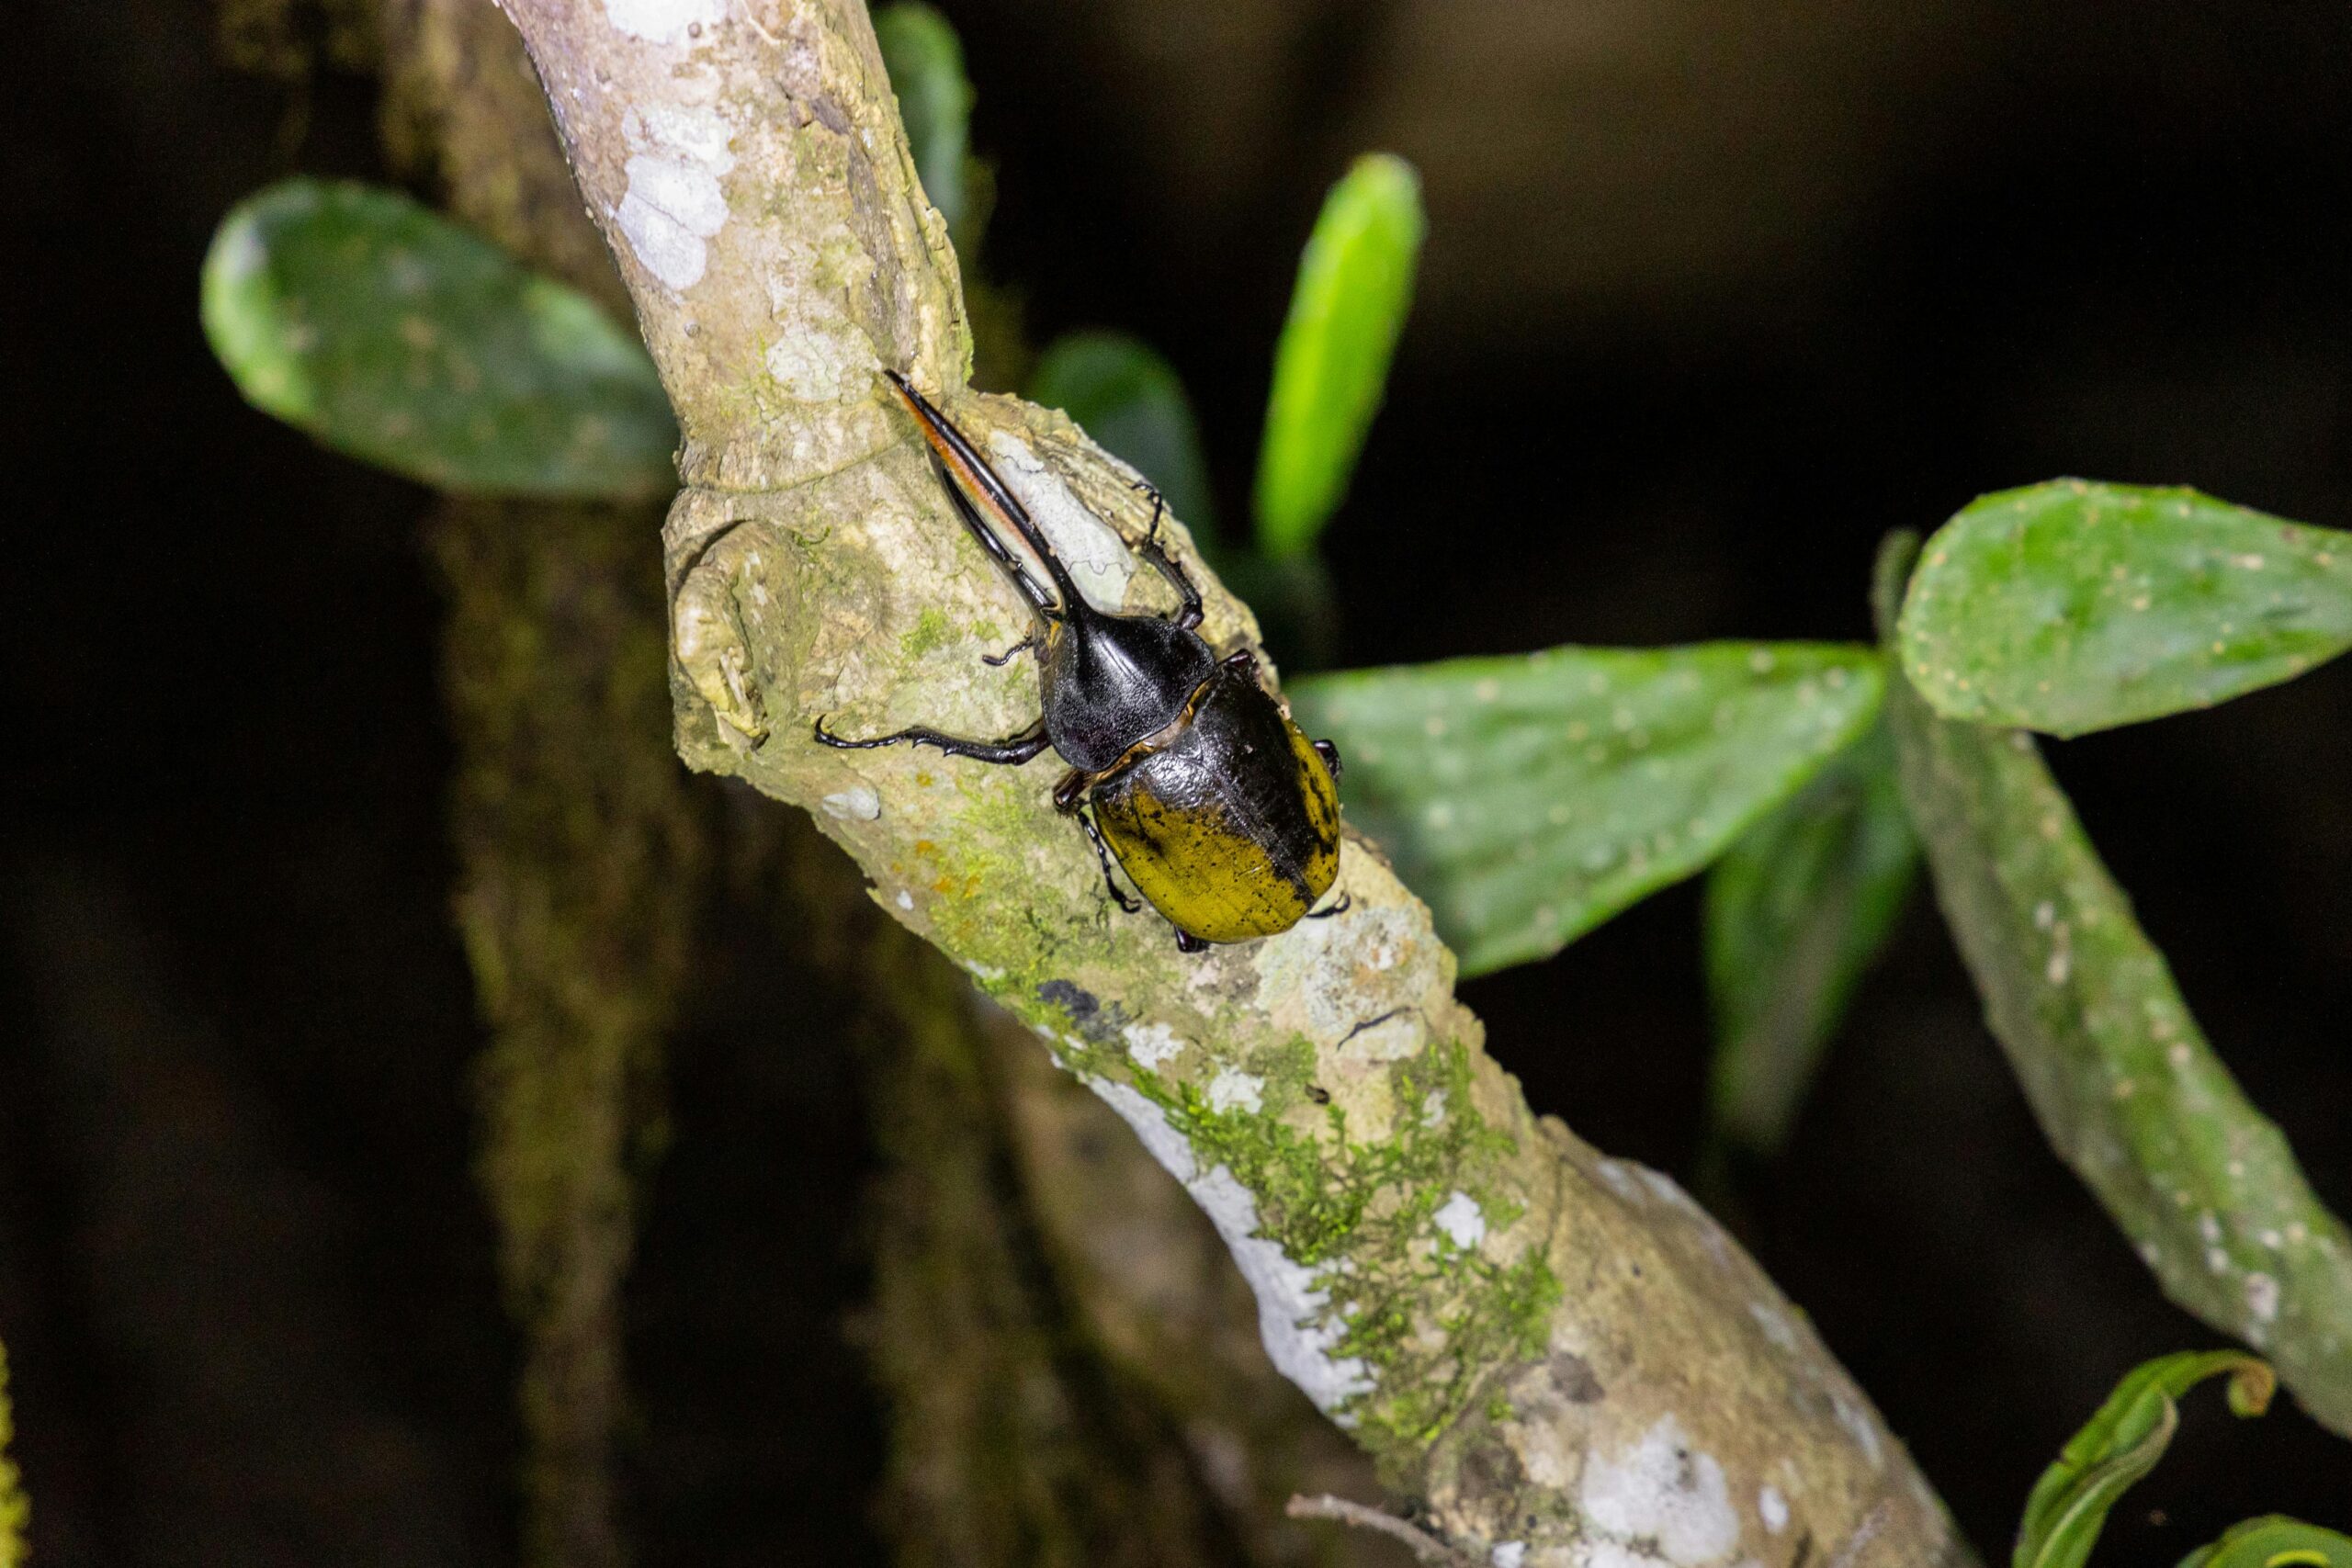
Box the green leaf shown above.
[1899,480,2352,736]
[1703,722,1918,1156]
[1876,534,2352,1438]
[2179,1517,2352,1568]
[202,178,677,498]
[2015,1349,2275,1568]
[0,1341,25,1568]
[1290,643,1883,977]
[1253,153,1424,559]
[874,2,975,237]
[1028,331,1216,533]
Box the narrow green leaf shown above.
[1028,331,1216,533]
[1703,722,1918,1156]
[202,178,677,497]
[2179,1516,2352,1568]
[2016,1350,2275,1568]
[0,1342,24,1568]
[1290,643,1883,977]
[874,2,974,236]
[1253,153,1424,559]
[1876,534,2352,1438]
[1899,480,2352,736]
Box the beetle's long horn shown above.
[883,370,1083,608]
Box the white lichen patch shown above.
[1207,1067,1266,1115]
[1340,1012,1422,1065]
[1434,1190,1487,1251]
[1085,1080,1374,1415]
[820,784,881,820]
[1747,1303,1798,1352]
[616,101,734,290]
[1259,902,1435,1044]
[1829,1393,1883,1471]
[2245,1271,2281,1325]
[987,433,1136,608]
[1596,1159,1645,1203]
[1121,1021,1185,1070]
[1491,1543,1526,1568]
[1579,1415,1742,1566]
[1758,1485,1789,1534]
[603,0,725,45]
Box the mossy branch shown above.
[492,0,1973,1559]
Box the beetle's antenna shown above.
[883,371,1084,609]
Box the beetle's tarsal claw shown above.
[1306,889,1353,920]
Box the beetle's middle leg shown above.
[1056,769,1141,913]
[813,715,1052,764]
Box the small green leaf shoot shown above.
[1253,153,1424,559]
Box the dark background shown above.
[4,0,2349,1562]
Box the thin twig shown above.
[1286,1494,1476,1565]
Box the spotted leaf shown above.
[1900,481,2352,736]
[1289,643,1883,977]
[202,178,677,498]
[1878,535,2352,1438]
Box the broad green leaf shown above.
[1290,643,1883,977]
[1028,331,1216,533]
[2180,1517,2352,1568]
[202,178,676,497]
[1703,723,1918,1156]
[1253,153,1423,559]
[2015,1349,2275,1568]
[1900,481,2352,736]
[1876,534,2352,1437]
[874,2,975,236]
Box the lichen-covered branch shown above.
[492,1,1973,1560]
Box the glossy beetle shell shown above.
[1091,662,1341,943]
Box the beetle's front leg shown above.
[1056,769,1141,913]
[1127,480,1205,631]
[812,715,1052,765]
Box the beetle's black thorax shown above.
[1040,596,1216,773]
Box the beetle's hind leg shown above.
[1171,924,1208,953]
[1306,890,1353,920]
[812,715,1052,765]
[1126,479,1204,631]
[1053,769,1141,914]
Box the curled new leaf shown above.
[1704,723,1918,1156]
[1028,332,1216,533]
[1900,481,2352,736]
[1877,535,2352,1437]
[1289,643,1882,977]
[874,2,975,237]
[2016,1350,2275,1568]
[2179,1516,2352,1568]
[1254,153,1424,559]
[203,179,677,498]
